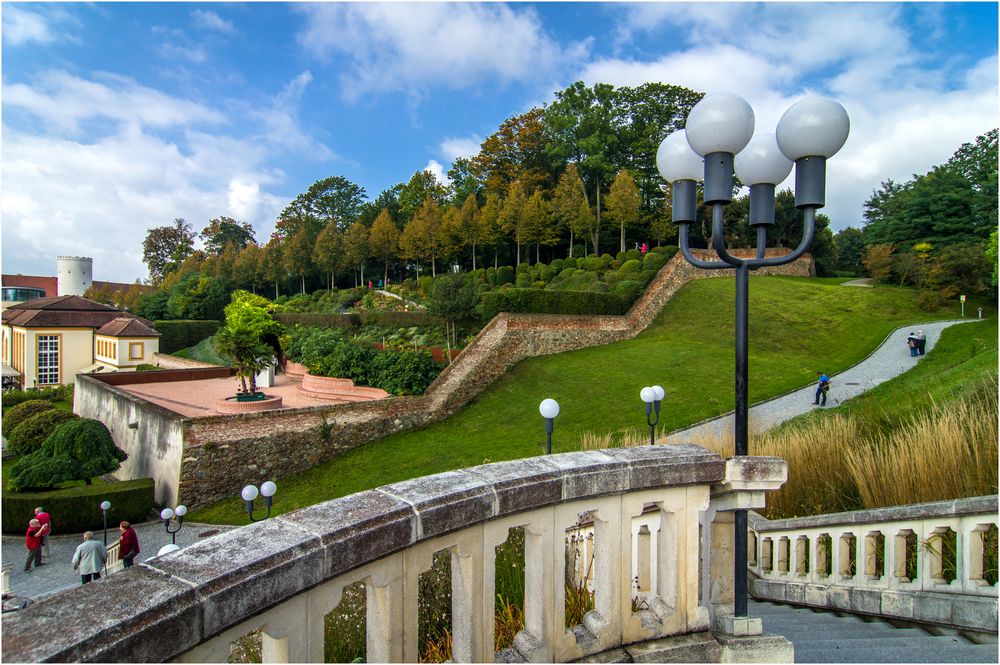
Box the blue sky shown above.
[3,2,997,283]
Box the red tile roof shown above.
[1,275,57,296]
[2,296,153,331]
[95,317,160,337]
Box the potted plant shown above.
[214,291,284,400]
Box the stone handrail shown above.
[748,495,998,632]
[105,538,124,576]
[1,446,787,663]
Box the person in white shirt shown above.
[71,531,108,585]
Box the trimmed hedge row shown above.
[153,320,222,354]
[1,478,155,534]
[275,311,435,328]
[1,384,72,409]
[478,289,632,321]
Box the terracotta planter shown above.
[299,372,390,402]
[284,361,309,381]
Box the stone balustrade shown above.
[1,446,790,663]
[749,495,999,632]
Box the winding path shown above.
[666,319,985,444]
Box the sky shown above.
[2,1,997,284]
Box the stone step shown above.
[761,619,924,641]
[758,612,879,631]
[793,637,998,663]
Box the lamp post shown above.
[538,398,560,454]
[640,385,665,446]
[242,481,277,521]
[657,92,849,618]
[99,500,111,545]
[160,504,188,545]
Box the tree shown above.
[988,229,998,288]
[521,190,555,263]
[478,193,505,269]
[447,157,482,205]
[369,208,400,285]
[649,193,677,247]
[142,219,196,284]
[551,164,590,257]
[8,418,126,491]
[343,220,371,286]
[402,198,444,277]
[863,244,895,285]
[426,272,479,356]
[471,107,555,198]
[439,205,465,267]
[924,242,992,298]
[398,170,448,223]
[605,169,641,253]
[277,176,366,235]
[233,243,263,293]
[943,128,997,232]
[216,291,283,394]
[833,227,865,275]
[459,194,481,270]
[358,184,404,228]
[313,223,344,290]
[166,273,228,320]
[498,181,528,264]
[284,228,314,294]
[200,217,256,254]
[260,237,285,299]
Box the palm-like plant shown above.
[214,325,274,394]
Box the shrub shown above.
[478,289,631,321]
[369,350,441,395]
[515,263,531,275]
[1,384,72,409]
[549,259,566,272]
[1,478,154,534]
[613,280,644,302]
[624,249,642,262]
[643,252,669,271]
[8,418,127,491]
[496,266,515,286]
[540,265,557,283]
[3,400,56,437]
[153,320,222,354]
[358,311,435,327]
[286,326,348,367]
[515,274,532,288]
[916,289,944,312]
[417,276,434,299]
[581,257,604,273]
[274,312,360,328]
[7,410,78,457]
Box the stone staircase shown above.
[750,599,998,663]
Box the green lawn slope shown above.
[190,276,970,524]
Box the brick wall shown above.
[92,250,812,508]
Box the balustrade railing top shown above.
[1,445,789,664]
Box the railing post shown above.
[366,557,405,664]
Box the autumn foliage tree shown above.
[369,208,400,285]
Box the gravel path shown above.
[666,319,984,445]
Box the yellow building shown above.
[1,296,160,389]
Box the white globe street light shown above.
[161,503,187,545]
[99,500,112,545]
[539,398,560,454]
[243,481,278,521]
[640,385,665,446]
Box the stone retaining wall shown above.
[85,250,812,508]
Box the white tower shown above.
[57,256,93,296]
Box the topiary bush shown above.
[620,259,642,274]
[496,265,515,286]
[478,289,630,321]
[7,418,127,492]
[2,400,56,437]
[642,251,669,272]
[7,409,78,457]
[1,384,72,409]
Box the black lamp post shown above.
[160,504,188,545]
[538,399,560,454]
[640,385,664,446]
[99,500,111,546]
[242,481,277,521]
[657,93,850,618]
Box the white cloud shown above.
[159,43,208,64]
[191,9,235,34]
[2,5,55,46]
[1,71,333,281]
[440,135,482,161]
[424,160,451,186]
[296,3,589,101]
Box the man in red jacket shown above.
[118,521,140,568]
[24,519,44,572]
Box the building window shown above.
[37,335,60,385]
[128,342,143,360]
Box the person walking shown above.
[118,521,140,568]
[814,371,830,406]
[34,507,51,561]
[906,332,918,357]
[917,330,926,356]
[71,531,108,585]
[23,519,45,573]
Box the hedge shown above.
[2,400,56,437]
[274,312,361,328]
[153,319,222,354]
[478,289,631,321]
[2,478,155,534]
[7,410,79,457]
[1,384,72,409]
[359,310,435,327]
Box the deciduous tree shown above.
[278,175,366,235]
[200,217,256,254]
[863,243,895,285]
[498,181,528,264]
[283,228,314,294]
[343,220,371,285]
[605,169,641,253]
[312,223,344,290]
[369,208,401,285]
[142,218,196,284]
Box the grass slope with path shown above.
[191,276,969,525]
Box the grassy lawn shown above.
[190,276,971,525]
[173,335,230,366]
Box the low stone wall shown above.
[85,250,812,508]
[75,374,187,507]
[153,352,223,370]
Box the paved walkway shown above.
[667,319,984,444]
[2,521,235,603]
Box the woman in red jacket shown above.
[24,519,44,572]
[118,521,140,568]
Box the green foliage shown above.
[988,229,999,288]
[216,291,284,393]
[478,289,631,321]
[7,410,78,457]
[8,419,127,491]
[369,350,441,395]
[642,251,669,272]
[834,227,865,275]
[1,384,73,409]
[166,273,229,320]
[922,242,993,299]
[200,217,256,254]
[142,218,195,284]
[304,333,441,396]
[134,289,171,321]
[427,273,479,325]
[152,320,221,354]
[285,326,348,367]
[1,478,154,534]
[3,400,55,437]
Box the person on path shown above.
[917,330,926,355]
[71,531,107,585]
[118,521,140,568]
[24,519,45,572]
[814,371,830,406]
[641,242,648,253]
[906,332,918,357]
[34,507,51,560]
